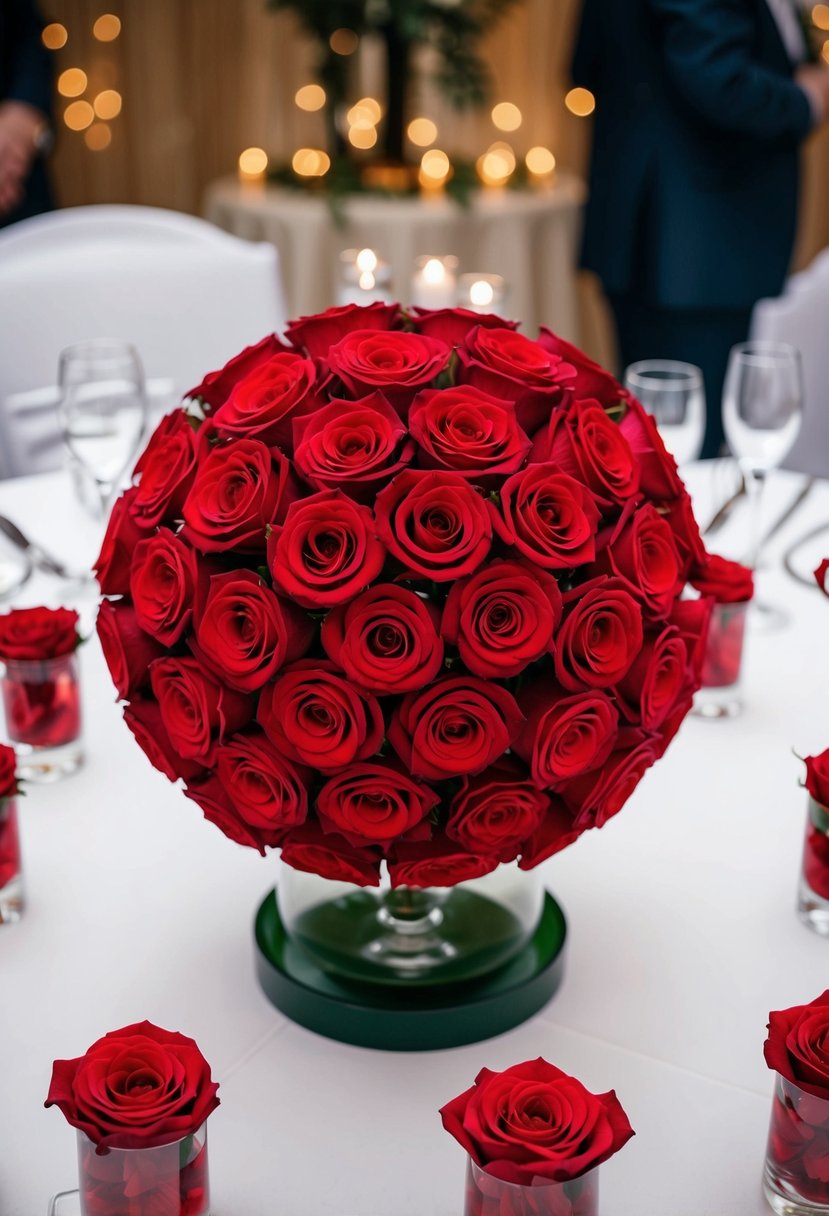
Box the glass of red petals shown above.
[46,1021,219,1216]
[763,991,829,1214]
[0,742,23,924]
[690,554,753,719]
[0,607,84,782]
[797,749,829,936]
[440,1058,634,1216]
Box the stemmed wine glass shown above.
[623,360,706,466]
[722,340,803,630]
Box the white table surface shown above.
[1,464,828,1216]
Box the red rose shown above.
[599,503,683,619]
[514,682,619,790]
[496,464,600,570]
[292,392,414,501]
[411,307,518,347]
[442,560,561,679]
[193,570,313,692]
[0,606,79,661]
[94,489,151,595]
[280,820,381,886]
[561,731,660,830]
[123,698,206,783]
[668,597,712,687]
[408,386,531,482]
[537,328,623,407]
[150,656,251,765]
[374,470,492,581]
[518,799,584,869]
[187,333,289,410]
[447,758,549,861]
[257,659,383,771]
[130,529,198,646]
[317,761,439,848]
[531,398,640,506]
[690,553,754,604]
[185,775,273,852]
[182,439,293,553]
[617,621,695,730]
[97,601,163,700]
[816,559,829,597]
[765,991,829,1100]
[389,836,499,888]
[45,1021,220,1151]
[457,326,577,434]
[660,488,706,577]
[130,411,199,528]
[215,731,308,846]
[555,578,643,690]
[325,329,450,412]
[388,675,523,780]
[618,396,684,501]
[804,750,829,809]
[285,302,400,359]
[321,583,443,694]
[439,1057,634,1184]
[268,489,385,608]
[212,352,323,451]
[0,743,17,800]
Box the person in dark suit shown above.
[0,0,53,227]
[573,0,829,456]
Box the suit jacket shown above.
[573,0,813,310]
[0,0,53,226]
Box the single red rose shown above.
[285,302,400,359]
[690,552,754,604]
[130,411,199,529]
[0,742,17,800]
[321,583,443,694]
[537,328,625,407]
[45,1020,220,1152]
[816,559,829,598]
[599,503,683,620]
[439,1057,634,1185]
[518,798,584,869]
[185,774,271,852]
[700,600,747,688]
[496,464,600,570]
[555,578,644,690]
[2,652,80,748]
[617,621,695,730]
[187,333,289,410]
[388,675,523,781]
[617,395,684,501]
[562,731,660,830]
[442,560,561,679]
[388,835,500,888]
[130,529,198,646]
[325,329,450,412]
[193,570,313,692]
[805,751,829,809]
[150,656,251,766]
[280,820,382,886]
[447,757,550,861]
[531,397,640,506]
[268,489,386,608]
[292,392,414,501]
[317,761,439,848]
[764,991,829,1101]
[457,326,577,434]
[257,659,383,771]
[0,606,79,662]
[182,439,293,553]
[411,307,518,347]
[122,698,206,783]
[215,731,308,844]
[408,386,531,483]
[802,822,829,901]
[374,470,492,581]
[212,351,323,451]
[514,682,619,789]
[97,601,164,700]
[95,488,151,595]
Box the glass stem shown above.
[743,467,766,571]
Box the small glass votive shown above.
[1,652,83,781]
[465,1157,599,1216]
[76,1124,209,1216]
[763,1073,829,1215]
[797,796,829,935]
[692,600,748,719]
[336,248,393,306]
[410,254,459,310]
[457,273,507,316]
[0,795,23,924]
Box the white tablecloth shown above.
[1,465,828,1216]
[203,176,586,341]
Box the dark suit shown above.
[573,0,814,455]
[0,0,53,227]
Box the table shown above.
[1,464,828,1216]
[203,176,586,340]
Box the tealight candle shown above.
[336,247,392,306]
[410,255,458,310]
[457,273,506,315]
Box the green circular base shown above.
[253,887,567,1051]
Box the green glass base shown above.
[253,887,567,1051]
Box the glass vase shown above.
[76,1123,209,1216]
[1,652,83,782]
[692,599,748,719]
[763,1073,829,1215]
[278,860,543,987]
[0,795,23,924]
[797,796,829,936]
[465,1156,599,1216]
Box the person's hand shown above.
[0,101,46,217]
[795,64,829,127]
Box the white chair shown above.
[750,247,829,478]
[0,205,287,478]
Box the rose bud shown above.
[531,397,641,506]
[408,386,531,484]
[212,351,324,452]
[130,528,198,646]
[513,681,619,789]
[129,411,199,528]
[561,731,660,830]
[496,463,600,570]
[97,601,164,700]
[597,503,683,620]
[555,577,644,690]
[150,656,252,766]
[215,730,308,842]
[182,439,294,553]
[123,697,206,784]
[411,307,518,347]
[280,820,382,887]
[187,333,290,411]
[94,488,152,595]
[457,325,577,434]
[285,302,400,358]
[316,761,439,848]
[388,835,500,889]
[446,757,550,861]
[292,392,415,501]
[324,329,450,414]
[374,469,492,582]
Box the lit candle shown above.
[238,147,268,185]
[410,255,458,310]
[525,145,556,189]
[457,273,507,315]
[336,247,392,306]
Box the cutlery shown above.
[758,476,815,550]
[702,475,745,536]
[0,515,92,583]
[783,519,829,588]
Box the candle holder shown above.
[0,795,23,924]
[457,273,507,316]
[68,1124,210,1216]
[336,248,392,306]
[411,254,459,310]
[763,1073,829,1215]
[798,796,829,935]
[465,1157,599,1216]
[1,652,83,781]
[692,600,749,719]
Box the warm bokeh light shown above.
[85,122,111,151]
[358,270,376,291]
[238,147,269,176]
[292,147,330,177]
[823,38,829,63]
[93,14,121,41]
[41,23,68,50]
[469,279,495,308]
[420,148,451,182]
[347,98,382,129]
[565,87,596,117]
[525,145,556,176]
[64,100,94,131]
[477,143,516,186]
[813,4,829,30]
[348,125,378,149]
[58,68,87,98]
[329,27,359,55]
[356,248,378,273]
[492,102,522,131]
[93,89,122,120]
[407,117,438,147]
[295,84,326,112]
[423,258,448,286]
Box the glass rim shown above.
[77,1120,207,1152]
[728,340,801,367]
[1,651,78,671]
[625,360,703,391]
[467,1155,599,1192]
[58,339,143,371]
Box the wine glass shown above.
[58,340,148,518]
[623,360,706,466]
[722,340,803,629]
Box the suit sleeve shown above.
[647,0,813,145]
[5,0,54,119]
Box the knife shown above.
[758,476,815,549]
[702,476,746,536]
[0,514,90,581]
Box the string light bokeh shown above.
[43,10,124,154]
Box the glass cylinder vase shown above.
[763,1073,829,1215]
[797,796,829,936]
[76,1123,209,1216]
[0,795,23,924]
[278,860,543,987]
[1,652,83,782]
[465,1157,599,1216]
[692,599,748,719]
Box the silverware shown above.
[757,476,815,549]
[783,519,829,588]
[702,475,745,536]
[0,515,92,582]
